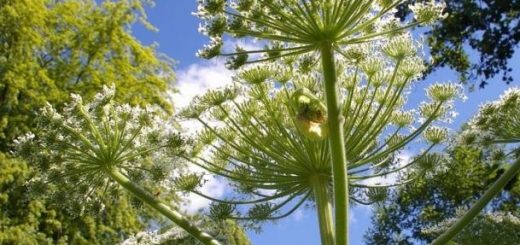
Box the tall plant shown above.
[15,87,223,245]
[194,0,448,244]
[178,57,461,245]
[431,88,520,244]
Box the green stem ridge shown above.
[432,158,520,245]
[312,175,335,245]
[106,168,222,245]
[320,42,349,245]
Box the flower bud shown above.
[423,126,448,144]
[383,34,416,61]
[248,203,273,220]
[390,111,414,127]
[197,0,225,16]
[342,45,368,63]
[237,64,272,84]
[410,0,447,25]
[420,102,445,119]
[209,202,235,221]
[360,56,384,77]
[197,37,223,59]
[398,57,425,79]
[174,174,203,192]
[427,83,461,102]
[291,88,329,140]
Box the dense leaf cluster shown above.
[396,0,520,87]
[366,89,520,244]
[0,0,176,244]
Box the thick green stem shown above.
[312,175,335,245]
[320,42,349,245]
[432,158,520,245]
[106,168,222,245]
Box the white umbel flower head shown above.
[14,86,186,214]
[410,0,448,25]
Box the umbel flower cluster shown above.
[461,88,520,145]
[195,0,447,68]
[425,88,520,245]
[14,86,185,214]
[178,37,462,225]
[193,1,449,244]
[193,1,452,244]
[15,86,225,245]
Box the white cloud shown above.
[222,38,266,60]
[293,209,304,221]
[172,60,234,214]
[172,59,234,109]
[181,174,226,214]
[360,151,413,186]
[170,38,263,112]
[349,209,358,224]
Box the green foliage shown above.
[0,0,176,244]
[0,0,175,147]
[160,220,251,245]
[0,152,145,245]
[423,211,520,245]
[365,88,520,244]
[365,144,520,244]
[396,0,520,87]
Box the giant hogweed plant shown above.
[429,88,520,244]
[178,40,462,244]
[14,86,223,245]
[194,0,448,244]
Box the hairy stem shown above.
[432,158,520,244]
[321,42,349,245]
[106,168,222,245]
[312,175,335,245]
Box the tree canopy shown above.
[0,0,175,147]
[365,145,520,244]
[0,0,176,244]
[397,0,520,87]
[365,88,520,244]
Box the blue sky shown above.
[132,1,519,244]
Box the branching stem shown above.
[106,168,222,245]
[320,41,349,245]
[432,158,520,244]
[312,175,335,245]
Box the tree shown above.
[0,0,175,147]
[365,145,520,244]
[365,89,520,244]
[0,0,176,244]
[396,0,520,87]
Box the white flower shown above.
[410,0,448,25]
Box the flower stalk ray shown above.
[15,86,222,245]
[194,1,450,244]
[181,31,459,245]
